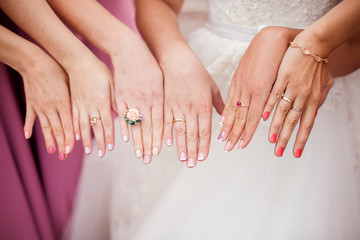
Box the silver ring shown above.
[281,96,292,105]
[291,106,302,113]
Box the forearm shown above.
[295,0,360,56]
[0,0,96,71]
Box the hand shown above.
[22,49,74,160]
[111,36,164,164]
[264,36,333,157]
[161,45,224,168]
[218,27,301,152]
[69,57,115,158]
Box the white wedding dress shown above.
[68,1,360,239]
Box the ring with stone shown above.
[125,108,143,125]
[237,101,249,108]
[90,114,101,127]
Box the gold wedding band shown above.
[90,114,101,127]
[174,118,186,123]
[281,96,292,105]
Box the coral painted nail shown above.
[295,149,302,158]
[219,116,225,124]
[48,146,54,154]
[270,134,277,143]
[277,147,284,157]
[263,111,270,120]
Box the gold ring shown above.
[174,118,186,123]
[90,114,101,126]
[281,95,292,104]
[291,106,302,113]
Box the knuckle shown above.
[53,127,63,137]
[199,129,210,139]
[199,100,211,113]
[41,124,52,134]
[246,113,259,126]
[153,119,163,130]
[286,118,299,129]
[175,127,186,136]
[102,119,113,129]
[278,105,290,114]
[62,123,72,133]
[304,122,314,134]
[270,90,282,100]
[80,121,89,131]
[142,125,152,134]
[187,131,198,141]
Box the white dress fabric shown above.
[68,1,360,239]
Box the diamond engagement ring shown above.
[90,114,101,127]
[125,108,143,125]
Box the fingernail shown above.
[25,131,30,139]
[136,149,142,158]
[277,147,284,157]
[48,146,54,154]
[198,152,205,161]
[143,155,150,164]
[59,152,65,161]
[263,111,270,120]
[75,134,80,141]
[85,147,91,154]
[107,143,113,151]
[217,131,225,142]
[270,134,277,143]
[65,145,71,154]
[187,158,196,168]
[166,138,172,146]
[153,146,159,156]
[219,116,225,124]
[224,141,231,152]
[98,149,103,158]
[295,149,302,158]
[238,140,244,150]
[180,152,187,161]
[123,135,128,142]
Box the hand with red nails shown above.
[0,26,74,161]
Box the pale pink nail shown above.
[107,143,113,151]
[143,155,150,164]
[25,131,30,139]
[75,134,80,141]
[122,135,128,142]
[217,131,225,142]
[219,116,225,124]
[224,142,231,152]
[153,147,159,156]
[238,140,244,150]
[135,149,142,158]
[98,149,103,158]
[85,147,91,154]
[180,152,187,161]
[65,145,71,154]
[187,158,196,168]
[48,146,54,154]
[198,152,205,161]
[59,152,65,161]
[166,138,172,146]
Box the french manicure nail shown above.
[166,138,172,146]
[217,131,225,142]
[65,145,71,154]
[25,131,30,139]
[224,141,231,152]
[263,111,270,120]
[219,116,225,124]
[107,143,113,151]
[136,149,142,158]
[295,149,302,158]
[270,134,277,143]
[238,140,244,150]
[180,152,187,161]
[198,152,205,161]
[277,147,284,157]
[59,152,65,161]
[85,147,91,154]
[187,158,196,168]
[98,149,103,158]
[143,155,150,164]
[75,134,80,141]
[153,147,159,156]
[48,146,54,154]
[123,135,128,142]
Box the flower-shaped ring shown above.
[125,108,143,125]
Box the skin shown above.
[135,0,224,168]
[0,0,115,158]
[0,25,73,160]
[46,0,164,164]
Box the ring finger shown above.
[90,112,105,158]
[173,110,187,162]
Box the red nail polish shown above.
[295,149,302,158]
[263,111,270,120]
[315,110,318,118]
[59,152,65,161]
[48,146,54,154]
[277,147,284,156]
[270,134,277,143]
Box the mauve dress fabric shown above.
[0,0,137,239]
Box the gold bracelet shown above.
[290,42,328,63]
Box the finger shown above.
[117,101,130,143]
[91,112,106,158]
[218,93,239,143]
[197,103,211,161]
[211,83,225,115]
[185,113,198,168]
[262,79,287,121]
[24,105,36,139]
[225,103,248,151]
[173,110,187,162]
[274,97,305,157]
[73,106,81,141]
[58,103,74,155]
[47,111,66,160]
[141,108,152,164]
[293,104,317,158]
[130,119,143,159]
[100,107,115,152]
[38,113,56,155]
[151,105,163,157]
[163,104,173,147]
[80,110,92,155]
